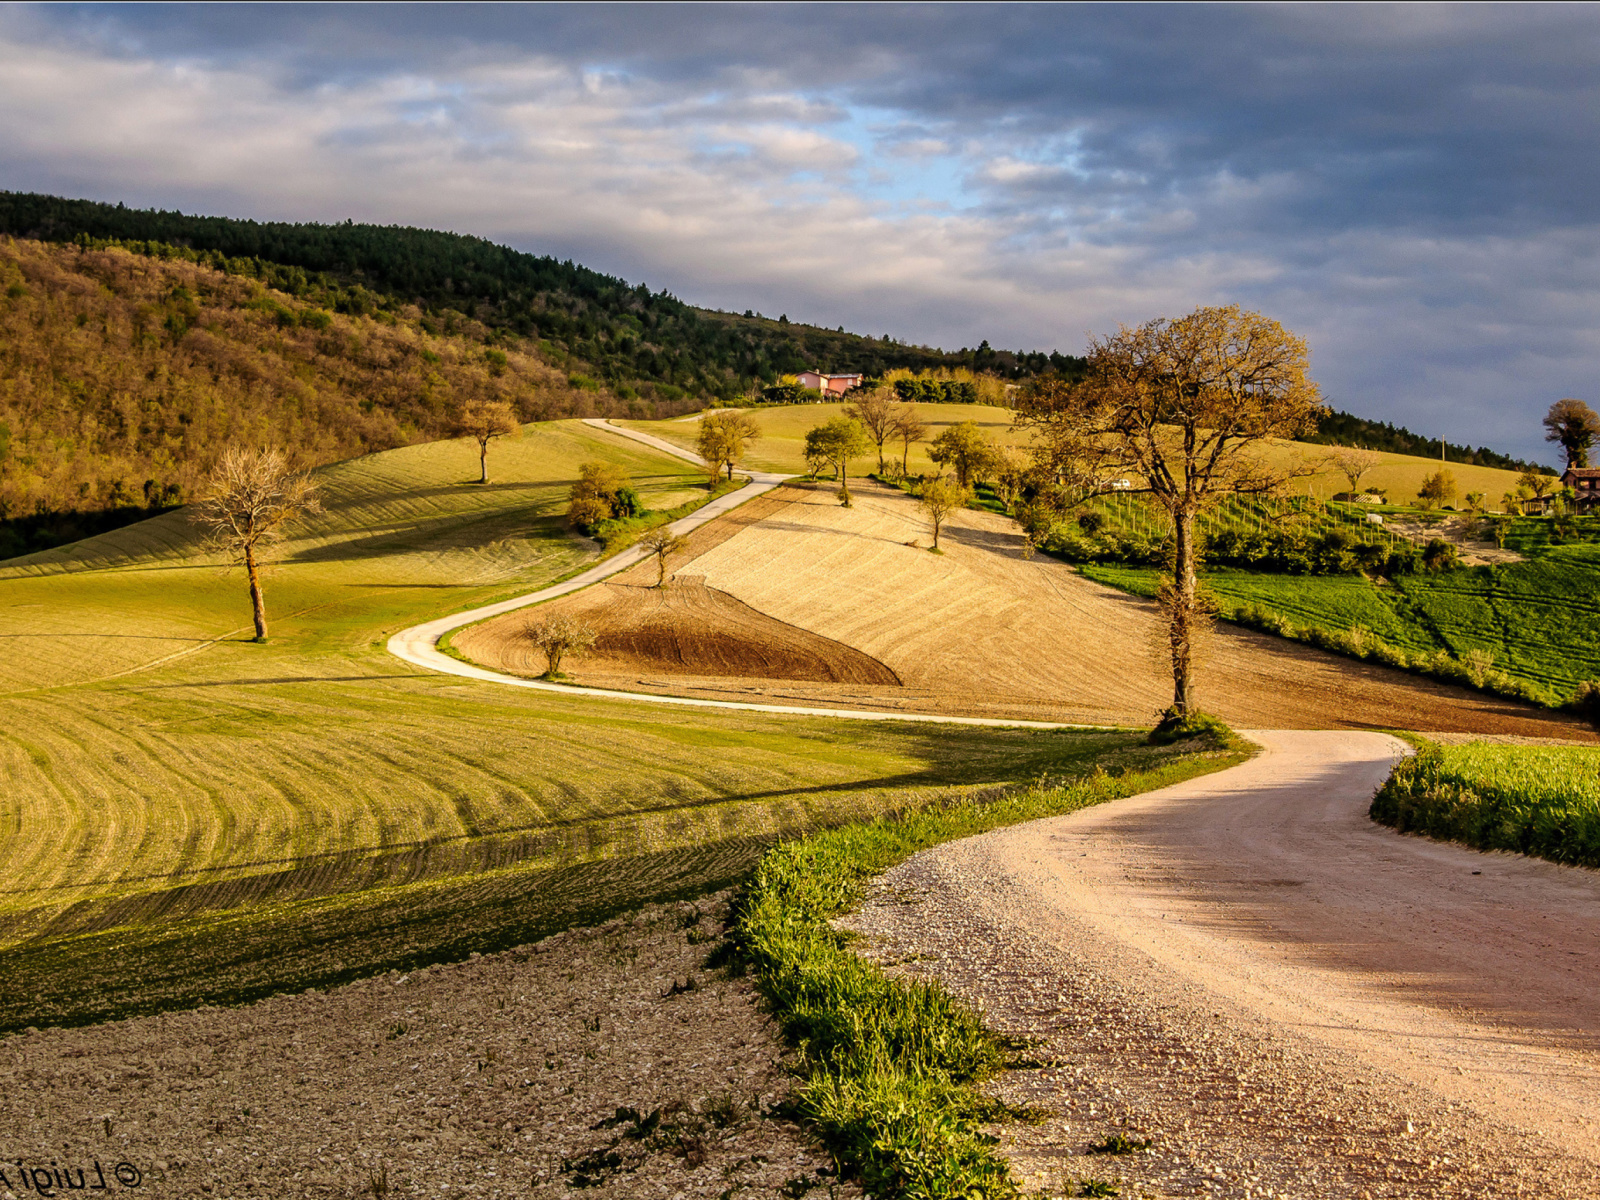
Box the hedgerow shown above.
[1371,741,1600,868]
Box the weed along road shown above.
[846,729,1600,1195]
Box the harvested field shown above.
[462,478,1592,737]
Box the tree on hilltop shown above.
[193,447,322,642]
[456,398,520,483]
[1544,398,1600,470]
[1016,304,1323,720]
[804,416,872,506]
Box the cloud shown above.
[2,3,1598,460]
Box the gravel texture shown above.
[839,731,1600,1199]
[0,894,854,1200]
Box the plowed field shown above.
[461,479,1592,738]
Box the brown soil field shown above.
[0,893,856,1200]
[460,480,1593,738]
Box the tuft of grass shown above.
[1371,739,1600,867]
[1147,708,1237,747]
[731,743,1247,1199]
[1086,1133,1153,1155]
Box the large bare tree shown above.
[1017,305,1323,718]
[193,447,323,641]
[844,388,898,474]
[456,398,520,483]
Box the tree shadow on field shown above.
[282,511,569,564]
[940,522,1030,558]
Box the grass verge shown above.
[1370,739,1600,868]
[730,731,1250,1198]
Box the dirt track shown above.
[842,730,1600,1197]
[463,479,1592,738]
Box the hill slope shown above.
[0,237,700,555]
[0,191,1083,402]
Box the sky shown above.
[2,3,1597,463]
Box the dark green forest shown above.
[1304,409,1549,474]
[0,191,1085,404]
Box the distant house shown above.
[1564,466,1600,512]
[796,370,863,397]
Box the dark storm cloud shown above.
[8,3,1600,459]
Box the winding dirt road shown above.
[845,730,1600,1197]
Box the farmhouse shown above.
[796,370,863,397]
[1564,466,1600,512]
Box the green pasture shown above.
[1085,544,1600,700]
[0,419,1162,1030]
[622,402,1023,476]
[1372,740,1600,867]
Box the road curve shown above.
[386,419,1085,729]
[847,729,1600,1187]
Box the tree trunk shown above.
[1168,503,1198,716]
[839,461,851,506]
[656,552,667,587]
[245,543,268,641]
[901,441,910,476]
[479,439,489,483]
[932,515,941,550]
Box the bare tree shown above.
[1544,398,1600,470]
[456,398,520,484]
[918,475,970,551]
[845,388,898,474]
[1016,305,1323,718]
[640,526,689,586]
[193,447,323,641]
[525,614,597,678]
[1328,446,1381,495]
[889,405,929,477]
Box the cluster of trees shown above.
[0,191,1082,407]
[566,462,643,533]
[0,237,696,558]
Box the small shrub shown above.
[1148,708,1234,747]
[1422,538,1459,572]
[1087,1133,1153,1155]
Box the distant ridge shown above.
[0,191,1083,404]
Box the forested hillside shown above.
[1305,409,1549,474]
[0,192,1083,404]
[0,237,692,557]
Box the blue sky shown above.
[3,3,1597,462]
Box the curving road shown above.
[386,419,1080,728]
[846,729,1600,1192]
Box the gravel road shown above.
[842,731,1600,1198]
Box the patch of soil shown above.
[0,894,855,1200]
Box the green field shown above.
[1085,546,1600,703]
[0,418,1204,1031]
[1372,741,1600,867]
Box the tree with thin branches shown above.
[1328,446,1381,495]
[192,447,323,641]
[889,404,928,477]
[525,614,597,679]
[456,398,520,483]
[640,526,689,587]
[1016,304,1323,720]
[918,475,970,552]
[845,388,898,474]
[928,421,997,489]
